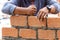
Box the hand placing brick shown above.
[38,14,60,29]
[10,15,27,28]
[38,29,55,40]
[28,16,46,29]
[2,28,18,37]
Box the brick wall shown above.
[2,0,60,40]
[2,14,60,40]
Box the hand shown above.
[37,7,49,21]
[27,5,37,15]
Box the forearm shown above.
[13,7,28,15]
[2,2,28,15]
[2,0,27,15]
[47,0,60,13]
[2,1,36,15]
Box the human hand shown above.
[37,7,49,21]
[26,5,37,15]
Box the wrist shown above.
[19,7,29,15]
[50,5,56,14]
[46,5,56,13]
[46,5,51,13]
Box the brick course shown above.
[2,13,60,40]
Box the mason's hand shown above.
[37,7,49,21]
[27,5,37,15]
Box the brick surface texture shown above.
[2,13,60,40]
[10,15,27,27]
[2,28,18,37]
[19,29,36,39]
[47,17,60,29]
[38,29,55,40]
[28,16,46,28]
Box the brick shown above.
[38,29,55,39]
[19,29,36,39]
[47,17,60,29]
[28,16,46,28]
[57,30,60,38]
[10,15,27,27]
[59,39,60,40]
[2,28,18,37]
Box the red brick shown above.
[19,29,36,39]
[2,28,18,37]
[57,30,60,38]
[10,15,27,27]
[28,16,46,28]
[38,29,55,39]
[47,17,60,29]
[59,38,60,40]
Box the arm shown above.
[14,5,37,15]
[46,0,60,13]
[37,0,60,21]
[2,0,37,15]
[2,0,17,15]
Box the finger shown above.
[39,11,43,20]
[32,7,37,10]
[33,11,37,13]
[32,9,37,13]
[44,13,48,18]
[37,11,41,19]
[34,9,37,12]
[31,11,36,15]
[32,9,37,11]
[41,12,46,21]
[37,11,42,20]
